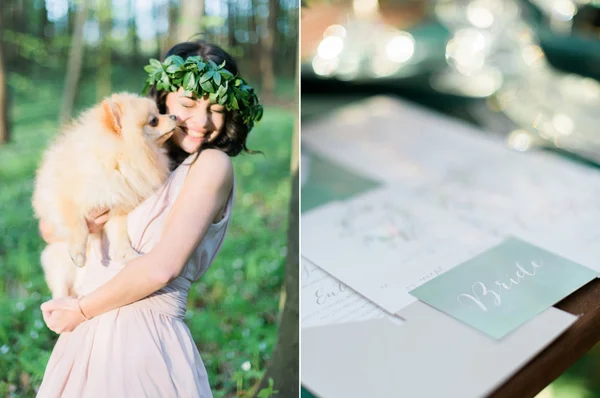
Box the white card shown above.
[407,151,600,271]
[301,257,396,329]
[301,186,501,314]
[302,95,600,274]
[302,96,512,184]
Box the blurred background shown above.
[302,0,600,397]
[0,0,298,397]
[303,0,600,161]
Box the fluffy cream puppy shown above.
[33,92,176,297]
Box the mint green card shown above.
[410,237,597,339]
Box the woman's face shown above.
[165,87,226,153]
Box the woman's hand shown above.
[85,208,110,234]
[38,209,109,243]
[40,297,87,334]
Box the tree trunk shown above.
[60,0,88,126]
[253,40,299,398]
[249,0,260,78]
[151,1,162,59]
[39,0,51,40]
[14,0,25,33]
[227,0,236,47]
[0,4,10,145]
[177,0,205,43]
[97,0,112,101]
[5,0,21,63]
[129,0,139,64]
[67,0,75,36]
[166,0,177,53]
[259,0,277,98]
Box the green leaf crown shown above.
[142,55,264,128]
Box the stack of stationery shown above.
[300,96,600,398]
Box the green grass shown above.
[0,67,294,397]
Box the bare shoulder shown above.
[187,149,234,189]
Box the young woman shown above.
[36,40,262,397]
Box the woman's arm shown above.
[76,149,234,319]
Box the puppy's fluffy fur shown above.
[33,92,176,298]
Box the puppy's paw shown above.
[68,249,86,268]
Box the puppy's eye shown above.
[148,116,159,127]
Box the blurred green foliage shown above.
[537,343,600,398]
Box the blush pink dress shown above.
[37,154,235,398]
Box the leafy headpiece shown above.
[142,55,263,128]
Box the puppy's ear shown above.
[101,99,122,134]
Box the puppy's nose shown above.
[169,115,177,121]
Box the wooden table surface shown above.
[490,278,600,397]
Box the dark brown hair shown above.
[148,40,260,168]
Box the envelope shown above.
[302,302,577,398]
